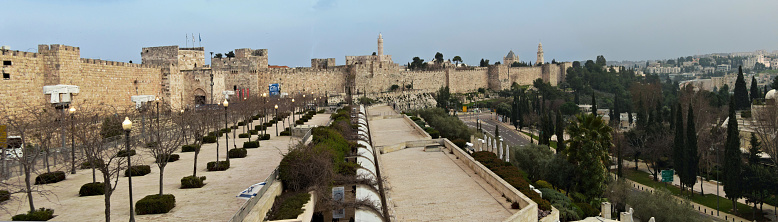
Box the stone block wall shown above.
[141,46,179,67]
[311,58,336,69]
[72,60,162,110]
[178,47,205,70]
[447,68,489,93]
[0,50,47,115]
[261,67,348,96]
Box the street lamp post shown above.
[122,117,135,222]
[275,104,279,136]
[69,107,76,174]
[291,98,295,128]
[223,100,229,162]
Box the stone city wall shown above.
[0,51,47,115]
[447,68,489,93]
[261,67,348,96]
[178,47,205,70]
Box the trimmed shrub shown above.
[117,149,136,157]
[12,208,54,221]
[180,175,206,188]
[410,116,421,121]
[262,134,271,140]
[279,131,291,136]
[35,171,66,185]
[231,125,238,129]
[145,141,158,148]
[79,182,105,196]
[252,115,260,120]
[207,161,230,171]
[181,144,199,152]
[208,131,223,137]
[255,125,267,131]
[267,192,311,220]
[427,129,440,139]
[295,120,304,125]
[249,130,259,135]
[237,121,246,126]
[228,148,247,158]
[452,138,467,148]
[156,154,180,163]
[80,159,105,169]
[238,133,250,138]
[203,136,217,143]
[511,202,521,209]
[0,190,10,202]
[221,128,231,134]
[135,194,176,215]
[317,109,325,113]
[535,180,553,190]
[124,165,151,177]
[243,141,259,148]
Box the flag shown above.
[199,33,201,42]
[191,33,195,45]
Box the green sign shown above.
[661,169,674,183]
[0,125,6,149]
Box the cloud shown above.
[312,0,336,10]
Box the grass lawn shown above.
[520,131,557,149]
[624,169,766,221]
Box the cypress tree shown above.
[750,76,759,103]
[748,132,760,165]
[655,101,663,124]
[734,66,750,110]
[591,92,597,116]
[723,97,743,214]
[672,103,685,188]
[684,103,699,194]
[669,104,676,129]
[555,112,565,152]
[494,124,499,139]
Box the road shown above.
[459,112,530,148]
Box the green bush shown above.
[295,120,304,125]
[79,182,105,196]
[221,128,231,133]
[203,136,217,143]
[279,131,291,136]
[117,149,136,157]
[12,208,54,221]
[538,187,580,221]
[255,125,267,131]
[243,141,260,148]
[181,144,199,152]
[410,116,421,121]
[228,148,247,158]
[262,134,271,140]
[80,159,105,169]
[535,180,553,190]
[207,161,230,171]
[180,175,206,189]
[317,109,325,113]
[252,115,260,120]
[452,138,467,148]
[155,154,180,163]
[208,131,223,137]
[267,192,311,220]
[0,190,10,202]
[249,130,259,135]
[575,202,600,218]
[145,141,158,148]
[472,151,551,211]
[426,129,440,139]
[35,171,66,185]
[238,121,246,126]
[238,133,250,138]
[230,125,238,129]
[416,108,472,141]
[125,165,151,177]
[135,194,176,215]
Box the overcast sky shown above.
[2,0,777,67]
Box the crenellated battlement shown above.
[0,50,40,58]
[80,58,158,69]
[179,47,204,51]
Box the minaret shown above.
[377,33,384,56]
[536,42,544,65]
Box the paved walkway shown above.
[0,112,326,221]
[368,105,512,222]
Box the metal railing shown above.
[229,167,280,222]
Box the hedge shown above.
[279,131,291,136]
[238,133,250,138]
[80,159,105,169]
[181,144,199,152]
[262,134,271,140]
[125,165,151,177]
[79,182,105,196]
[228,148,247,158]
[317,109,325,113]
[255,125,266,131]
[0,190,10,202]
[155,154,180,163]
[238,121,246,126]
[135,194,176,215]
[207,161,230,171]
[471,151,551,211]
[145,141,158,148]
[180,175,206,189]
[203,136,217,143]
[117,149,136,157]
[12,208,54,221]
[35,171,66,185]
[243,141,259,148]
[267,192,311,220]
[252,115,260,120]
[249,130,259,135]
[208,131,223,137]
[230,125,238,129]
[452,138,467,148]
[295,120,304,125]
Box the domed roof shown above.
[506,50,516,58]
[766,89,777,100]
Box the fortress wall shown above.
[70,61,162,109]
[0,52,47,115]
[508,66,543,87]
[180,69,226,106]
[178,48,205,70]
[447,68,489,93]
[262,67,348,96]
[141,46,179,67]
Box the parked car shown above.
[4,136,23,159]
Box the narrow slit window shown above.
[3,61,10,66]
[3,72,9,80]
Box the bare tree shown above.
[184,108,212,177]
[2,106,53,212]
[147,112,184,195]
[752,101,778,172]
[74,107,131,222]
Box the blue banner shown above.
[269,83,280,96]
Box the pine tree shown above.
[750,76,759,103]
[723,97,743,214]
[684,103,699,194]
[734,66,750,110]
[672,103,686,191]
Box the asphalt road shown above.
[459,112,530,147]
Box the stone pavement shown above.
[368,105,513,221]
[0,113,327,221]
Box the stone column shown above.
[504,143,510,162]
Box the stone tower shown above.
[377,33,384,56]
[536,42,544,65]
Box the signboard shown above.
[0,125,6,149]
[332,186,345,219]
[268,83,280,96]
[463,106,467,112]
[661,170,674,183]
[236,182,266,199]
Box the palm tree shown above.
[565,113,613,200]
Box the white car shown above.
[4,136,23,159]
